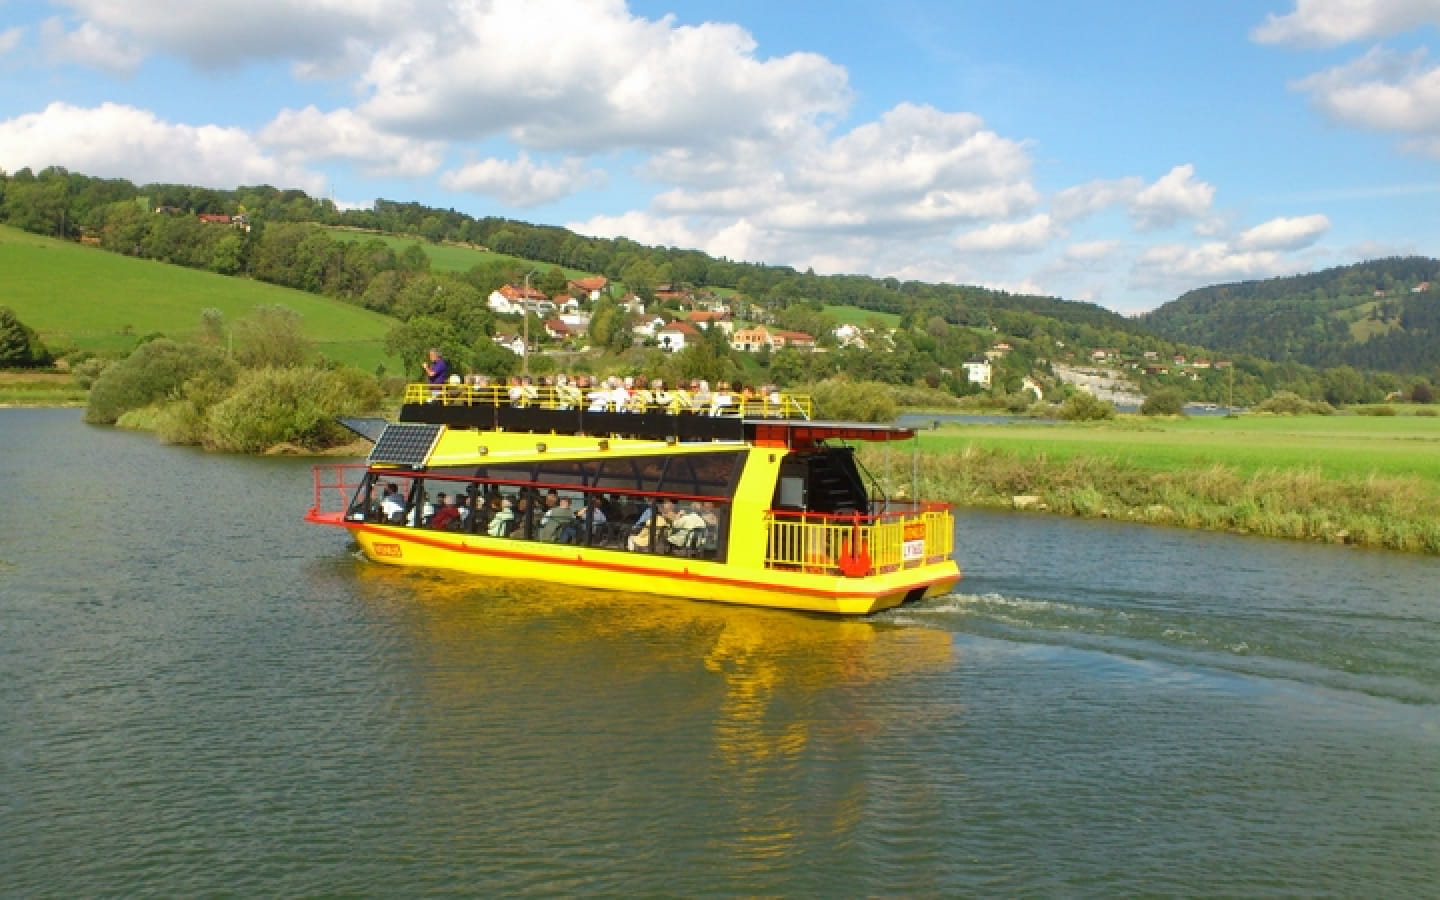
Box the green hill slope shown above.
[1143,257,1440,372]
[322,227,596,280]
[0,225,401,372]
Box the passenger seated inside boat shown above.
[627,500,675,552]
[486,496,516,537]
[429,494,463,531]
[379,482,406,523]
[538,496,577,542]
[667,505,708,555]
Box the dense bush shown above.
[1355,404,1398,416]
[85,339,232,424]
[1058,391,1116,421]
[203,366,385,452]
[1140,387,1187,416]
[0,306,51,367]
[1254,391,1335,416]
[808,378,897,422]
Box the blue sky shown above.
[3,0,1440,313]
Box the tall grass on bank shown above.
[864,445,1440,555]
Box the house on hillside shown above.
[487,283,548,315]
[492,334,526,356]
[731,325,773,353]
[773,330,816,351]
[657,321,698,352]
[833,323,867,348]
[632,315,666,340]
[963,357,992,388]
[567,276,608,301]
[543,319,572,340]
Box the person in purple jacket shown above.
[423,348,448,385]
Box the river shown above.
[3,409,1437,895]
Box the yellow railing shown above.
[763,504,954,577]
[402,382,812,418]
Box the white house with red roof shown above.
[657,320,699,352]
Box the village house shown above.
[487,283,548,316]
[492,334,526,356]
[543,319,572,340]
[730,325,773,353]
[833,323,867,349]
[566,276,607,302]
[772,330,816,350]
[657,321,699,352]
[962,357,992,388]
[631,315,667,340]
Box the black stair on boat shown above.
[800,448,869,516]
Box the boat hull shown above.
[314,514,959,616]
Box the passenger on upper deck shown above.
[423,348,448,385]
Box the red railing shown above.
[309,463,368,519]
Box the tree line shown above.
[3,164,1434,407]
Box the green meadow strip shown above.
[869,416,1440,554]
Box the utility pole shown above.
[522,268,538,376]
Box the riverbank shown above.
[865,414,1440,554]
[0,372,87,407]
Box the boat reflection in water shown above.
[343,564,955,866]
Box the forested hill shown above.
[1143,257,1440,373]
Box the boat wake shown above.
[883,590,1440,707]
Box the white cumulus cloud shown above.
[952,214,1058,253]
[356,0,850,155]
[1236,214,1331,251]
[1131,164,1215,230]
[40,17,143,73]
[0,102,324,193]
[1251,0,1440,48]
[45,0,408,70]
[439,154,605,207]
[1293,47,1440,134]
[259,106,444,177]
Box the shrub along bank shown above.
[85,307,385,453]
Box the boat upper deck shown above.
[398,383,919,447]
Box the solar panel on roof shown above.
[369,423,444,467]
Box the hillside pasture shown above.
[322,228,596,282]
[0,226,400,372]
[823,305,900,329]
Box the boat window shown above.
[656,452,743,497]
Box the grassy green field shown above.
[322,228,598,281]
[0,226,402,372]
[824,305,900,329]
[0,372,87,406]
[920,414,1440,483]
[873,412,1440,553]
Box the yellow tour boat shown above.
[305,382,960,615]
